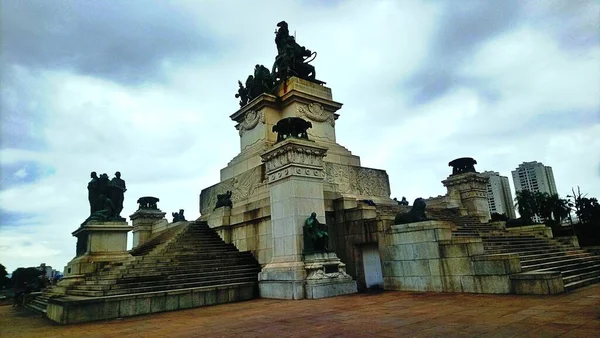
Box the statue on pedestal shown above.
[272,21,318,83]
[110,171,127,216]
[172,209,186,222]
[272,117,312,143]
[303,212,329,253]
[398,197,409,206]
[394,198,432,224]
[88,172,100,214]
[235,65,274,107]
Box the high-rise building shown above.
[481,171,516,219]
[511,161,558,196]
[511,161,558,222]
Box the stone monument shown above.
[130,196,167,248]
[442,157,491,222]
[200,20,391,296]
[61,171,132,287]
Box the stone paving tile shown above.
[1,284,600,337]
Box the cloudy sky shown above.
[1,0,599,273]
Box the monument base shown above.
[304,252,357,299]
[258,262,306,300]
[258,253,357,300]
[64,221,132,278]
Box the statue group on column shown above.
[84,171,127,224]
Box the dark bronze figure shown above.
[448,157,478,176]
[394,198,431,224]
[214,191,233,210]
[88,172,99,214]
[272,21,318,83]
[110,171,127,217]
[272,117,312,143]
[235,65,275,107]
[399,197,409,206]
[303,212,329,253]
[172,209,187,222]
[82,194,124,225]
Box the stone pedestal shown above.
[130,208,166,248]
[63,221,132,280]
[442,172,491,222]
[258,138,357,299]
[304,252,357,299]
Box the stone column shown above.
[442,172,491,222]
[130,208,166,248]
[258,138,328,299]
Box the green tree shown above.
[11,267,43,290]
[515,190,537,223]
[0,264,10,289]
[567,186,600,226]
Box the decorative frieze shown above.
[261,140,328,184]
[323,163,390,198]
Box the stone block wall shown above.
[380,221,522,294]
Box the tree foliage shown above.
[514,191,571,225]
[568,186,600,226]
[11,267,44,291]
[0,264,10,289]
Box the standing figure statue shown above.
[110,171,127,217]
[82,194,117,225]
[87,172,100,214]
[303,212,329,253]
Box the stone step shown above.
[25,302,47,315]
[561,265,600,284]
[75,269,259,291]
[519,250,589,261]
[111,270,260,290]
[485,247,573,256]
[564,275,600,291]
[88,258,258,280]
[520,252,592,265]
[67,276,257,297]
[522,256,600,272]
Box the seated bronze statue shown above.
[394,198,432,224]
[303,212,329,253]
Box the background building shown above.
[511,161,558,222]
[511,161,558,196]
[482,171,516,219]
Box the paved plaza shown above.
[2,284,599,338]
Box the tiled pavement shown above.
[2,285,599,338]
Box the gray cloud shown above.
[1,0,215,84]
[405,0,522,105]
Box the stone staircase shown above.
[26,221,261,323]
[429,208,600,292]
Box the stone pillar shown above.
[130,207,166,248]
[259,138,357,299]
[259,139,328,299]
[62,221,132,288]
[442,172,491,222]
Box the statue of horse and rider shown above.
[272,21,317,83]
[235,21,321,107]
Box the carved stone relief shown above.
[324,163,390,198]
[297,103,335,127]
[236,110,265,136]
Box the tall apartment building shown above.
[481,171,516,219]
[511,161,558,222]
[511,161,558,196]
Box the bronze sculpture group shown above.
[172,209,186,222]
[214,191,233,210]
[235,21,322,107]
[84,171,127,225]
